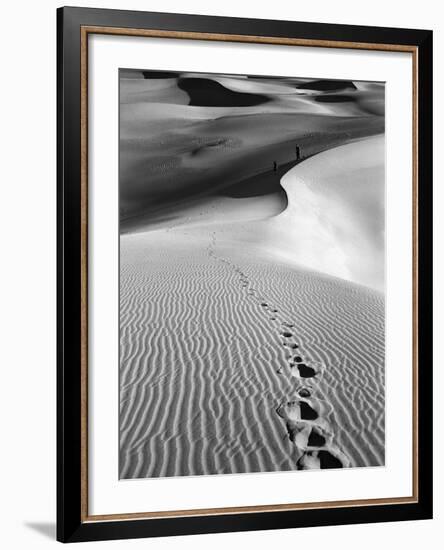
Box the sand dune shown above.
[119,71,385,479]
[211,135,385,291]
[120,226,384,478]
[119,140,385,478]
[119,71,384,230]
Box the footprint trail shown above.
[208,231,351,470]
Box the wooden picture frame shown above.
[57,6,433,543]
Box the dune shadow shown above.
[296,79,357,92]
[178,77,270,107]
[314,94,355,103]
[142,70,178,79]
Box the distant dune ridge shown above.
[119,70,385,479]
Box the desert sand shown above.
[119,71,385,479]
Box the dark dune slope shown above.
[297,79,357,91]
[178,77,270,107]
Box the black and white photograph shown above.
[119,69,386,479]
[0,0,437,545]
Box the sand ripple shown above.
[119,227,384,478]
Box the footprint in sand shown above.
[297,447,351,470]
[284,342,299,350]
[294,424,333,449]
[299,400,319,421]
[277,400,333,443]
[290,363,318,380]
[277,398,320,423]
[298,363,318,378]
[307,425,331,448]
[289,422,311,446]
[296,451,321,469]
[297,385,312,398]
[290,365,301,379]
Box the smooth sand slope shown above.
[119,136,385,479]
[212,135,385,291]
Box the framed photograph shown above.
[57,6,433,543]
